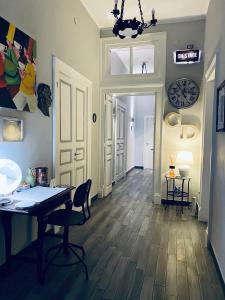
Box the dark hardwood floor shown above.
[0,169,224,300]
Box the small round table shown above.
[165,175,191,213]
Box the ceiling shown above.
[80,0,210,28]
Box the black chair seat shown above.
[47,209,84,227]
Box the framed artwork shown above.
[216,80,225,132]
[0,16,37,112]
[2,117,24,141]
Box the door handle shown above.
[151,148,154,151]
[74,152,80,160]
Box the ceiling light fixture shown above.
[111,0,157,39]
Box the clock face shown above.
[167,78,199,109]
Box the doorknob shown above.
[151,148,154,151]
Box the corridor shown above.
[0,170,224,300]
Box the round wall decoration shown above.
[92,113,97,123]
[167,78,199,109]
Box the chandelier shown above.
[111,0,157,39]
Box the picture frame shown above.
[2,117,24,141]
[216,80,225,132]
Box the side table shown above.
[164,176,191,213]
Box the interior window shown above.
[110,48,130,75]
[132,44,155,74]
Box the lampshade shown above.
[0,159,22,195]
[176,151,194,165]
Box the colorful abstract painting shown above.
[0,16,37,112]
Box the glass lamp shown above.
[176,151,193,178]
[0,159,22,201]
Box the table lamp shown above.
[176,151,193,178]
[0,159,22,203]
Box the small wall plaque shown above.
[2,118,24,141]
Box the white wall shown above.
[0,0,100,265]
[204,0,225,281]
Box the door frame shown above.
[199,54,217,223]
[99,85,164,204]
[52,56,92,191]
[143,115,155,170]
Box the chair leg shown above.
[45,243,63,262]
[44,244,64,273]
[69,245,89,280]
[63,226,70,255]
[69,243,85,257]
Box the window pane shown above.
[132,45,155,74]
[110,48,130,75]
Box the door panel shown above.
[56,73,75,187]
[104,95,113,196]
[115,100,126,181]
[54,58,91,194]
[74,84,87,188]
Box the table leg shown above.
[37,216,47,284]
[181,179,184,214]
[1,213,12,274]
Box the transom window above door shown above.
[101,32,166,86]
[110,44,155,76]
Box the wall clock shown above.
[167,78,199,109]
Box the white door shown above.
[115,100,126,181]
[143,116,155,169]
[53,57,92,191]
[103,94,113,196]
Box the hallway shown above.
[0,170,224,300]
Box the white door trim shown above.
[99,85,164,204]
[52,56,92,192]
[199,54,217,222]
[143,115,155,170]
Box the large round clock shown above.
[167,78,199,109]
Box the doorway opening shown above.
[102,90,158,200]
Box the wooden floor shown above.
[0,169,224,300]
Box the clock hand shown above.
[177,82,188,101]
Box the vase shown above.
[26,168,36,187]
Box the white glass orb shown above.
[0,159,22,195]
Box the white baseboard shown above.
[154,193,161,205]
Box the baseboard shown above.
[135,166,144,170]
[126,167,135,175]
[91,193,98,203]
[154,193,161,205]
[208,242,225,297]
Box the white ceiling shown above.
[80,0,210,28]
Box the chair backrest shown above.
[73,179,92,221]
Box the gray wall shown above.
[0,0,100,265]
[204,0,225,281]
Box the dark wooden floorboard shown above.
[0,169,224,300]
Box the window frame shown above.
[101,32,167,86]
